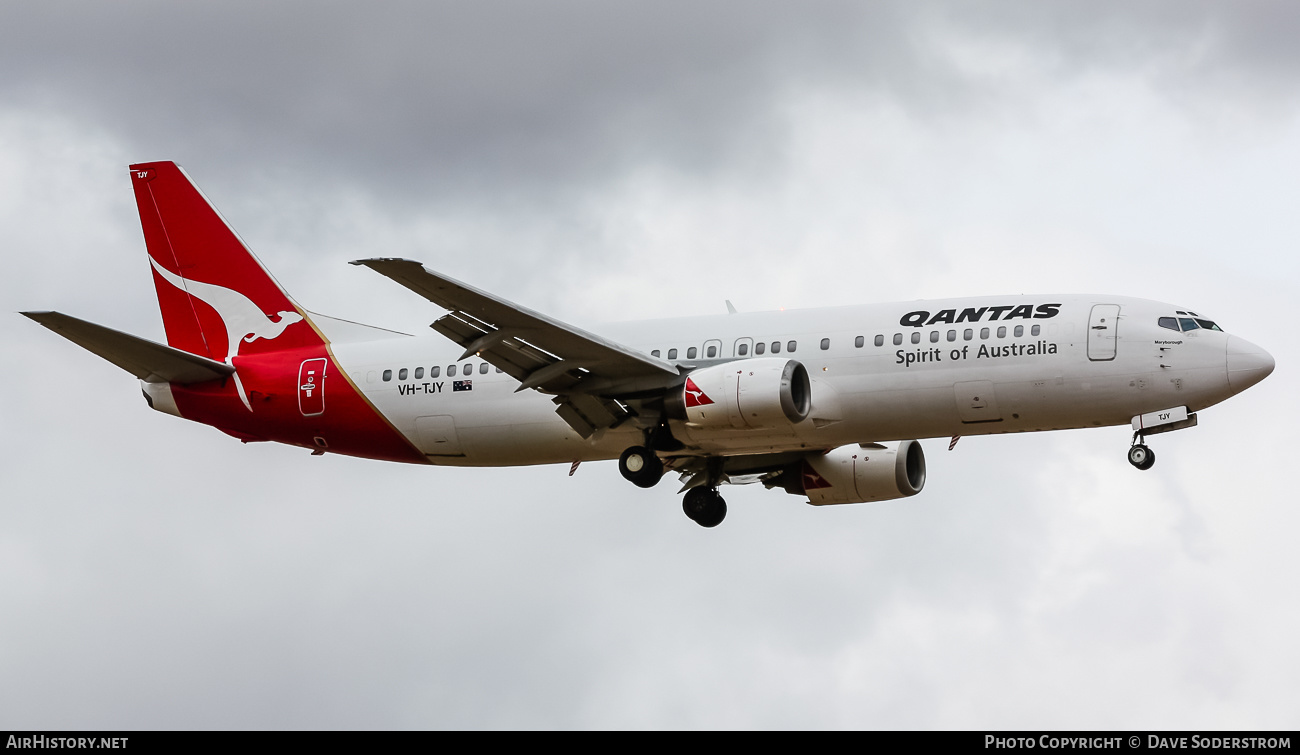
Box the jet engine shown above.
[665,358,810,430]
[768,441,926,505]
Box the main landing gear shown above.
[618,443,728,527]
[682,486,727,528]
[1128,435,1156,471]
[618,445,664,488]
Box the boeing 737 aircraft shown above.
[23,162,1276,527]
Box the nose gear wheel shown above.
[1127,436,1156,470]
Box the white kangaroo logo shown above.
[149,256,304,411]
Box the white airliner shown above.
[23,162,1276,527]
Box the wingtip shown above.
[350,257,423,267]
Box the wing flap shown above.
[429,310,559,385]
[350,258,675,383]
[352,258,680,436]
[22,311,235,384]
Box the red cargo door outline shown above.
[298,358,327,416]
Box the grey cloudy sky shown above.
[1,2,1297,729]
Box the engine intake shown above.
[769,441,926,505]
[666,358,810,430]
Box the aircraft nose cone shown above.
[1225,335,1275,391]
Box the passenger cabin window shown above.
[706,345,717,358]
[431,366,440,378]
[399,368,408,380]
[930,331,939,343]
[1014,325,1024,337]
[667,348,678,360]
[1031,324,1041,336]
[771,341,781,354]
[415,367,424,379]
[820,338,830,350]
[480,363,489,374]
[910,333,920,344]
[787,340,797,352]
[687,347,698,359]
[447,365,456,377]
[874,335,884,347]
[997,326,1007,338]
[738,343,749,356]
[496,367,502,373]
[755,342,766,355]
[383,369,392,381]
[651,349,661,357]
[855,336,865,348]
[893,333,903,346]
[947,330,956,342]
[980,327,990,339]
[963,329,973,341]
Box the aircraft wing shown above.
[22,311,235,384]
[351,258,679,437]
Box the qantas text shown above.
[899,303,1061,327]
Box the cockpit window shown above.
[1163,315,1224,333]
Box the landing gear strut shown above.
[619,445,664,488]
[682,486,727,528]
[1128,435,1156,470]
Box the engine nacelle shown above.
[666,358,811,430]
[769,441,926,505]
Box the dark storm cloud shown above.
[7,1,1300,209]
[6,2,1300,206]
[0,2,881,200]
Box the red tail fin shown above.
[129,162,319,362]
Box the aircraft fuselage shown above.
[145,293,1265,467]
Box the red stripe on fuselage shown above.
[170,344,426,464]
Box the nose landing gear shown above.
[1128,435,1156,470]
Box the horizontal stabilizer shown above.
[22,311,235,384]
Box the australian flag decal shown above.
[453,380,473,392]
